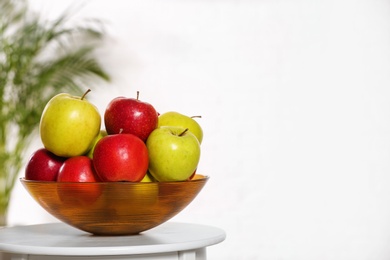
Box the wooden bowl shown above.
[20,174,208,236]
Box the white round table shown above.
[0,222,226,260]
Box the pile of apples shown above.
[25,89,203,183]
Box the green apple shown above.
[158,111,203,144]
[87,130,107,158]
[146,126,201,182]
[39,89,101,157]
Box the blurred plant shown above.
[0,0,110,225]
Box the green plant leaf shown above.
[0,0,110,223]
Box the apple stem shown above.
[191,116,202,119]
[179,128,189,136]
[81,89,91,100]
[119,128,124,134]
[136,91,140,100]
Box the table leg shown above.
[0,253,28,260]
[178,248,206,260]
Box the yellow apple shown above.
[39,90,101,157]
[158,111,203,144]
[146,126,201,181]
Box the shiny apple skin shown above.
[104,97,158,142]
[92,134,149,182]
[57,156,100,182]
[39,93,101,157]
[25,148,66,181]
[56,156,101,206]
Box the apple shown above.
[25,148,66,181]
[57,156,101,206]
[39,89,101,157]
[158,111,203,144]
[146,126,201,182]
[104,92,158,142]
[57,156,100,182]
[93,133,149,182]
[86,130,107,158]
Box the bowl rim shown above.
[20,174,209,184]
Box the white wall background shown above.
[7,0,390,259]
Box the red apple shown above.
[57,156,100,182]
[104,92,158,142]
[25,148,66,181]
[57,156,101,206]
[93,134,148,182]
